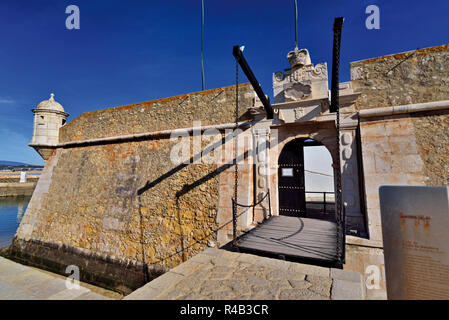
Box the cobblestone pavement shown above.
[125,248,365,300]
[0,257,120,300]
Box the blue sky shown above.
[0,0,448,165]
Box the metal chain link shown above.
[232,59,239,246]
[333,25,344,265]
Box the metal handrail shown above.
[305,191,335,214]
[306,191,335,194]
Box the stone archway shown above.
[277,136,336,221]
[268,122,339,217]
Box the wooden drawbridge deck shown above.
[236,215,338,266]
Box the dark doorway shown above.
[278,139,306,217]
[278,138,335,222]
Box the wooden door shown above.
[278,139,306,217]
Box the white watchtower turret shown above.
[29,93,69,160]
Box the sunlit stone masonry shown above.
[3,44,449,298]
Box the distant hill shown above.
[0,160,31,166]
[0,160,43,168]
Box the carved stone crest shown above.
[287,49,312,69]
[284,82,312,101]
[272,48,329,105]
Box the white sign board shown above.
[20,171,27,183]
[379,186,449,300]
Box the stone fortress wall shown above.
[8,84,257,293]
[343,44,449,299]
[5,43,449,298]
[351,44,449,244]
[354,45,449,186]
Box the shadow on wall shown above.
[135,126,252,281]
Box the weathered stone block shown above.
[391,154,424,173]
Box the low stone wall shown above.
[0,183,36,197]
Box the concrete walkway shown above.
[0,256,120,300]
[125,248,365,300]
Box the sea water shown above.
[0,196,31,247]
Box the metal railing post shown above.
[267,189,272,218]
[324,192,327,214]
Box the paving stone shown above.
[330,268,362,283]
[236,266,268,279]
[221,279,252,295]
[269,279,292,293]
[266,269,287,280]
[26,277,68,298]
[124,286,160,300]
[75,292,113,300]
[219,250,241,261]
[3,290,40,300]
[170,261,203,276]
[173,274,205,292]
[288,263,330,278]
[288,279,312,290]
[245,275,271,288]
[188,253,214,264]
[178,292,208,300]
[0,266,30,279]
[0,257,27,271]
[0,282,22,298]
[233,261,254,270]
[331,279,364,300]
[250,288,279,300]
[251,256,291,271]
[210,256,237,267]
[307,281,332,297]
[157,289,186,300]
[199,280,226,295]
[47,287,90,300]
[266,269,305,281]
[209,265,232,274]
[234,294,251,300]
[306,274,333,298]
[208,290,237,300]
[147,271,185,291]
[0,257,117,300]
[236,253,259,265]
[202,248,222,256]
[306,274,331,283]
[279,288,328,300]
[125,249,367,300]
[208,270,232,280]
[4,269,54,290]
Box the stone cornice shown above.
[32,108,69,117]
[359,99,449,118]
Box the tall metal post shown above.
[331,17,345,265]
[233,60,239,247]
